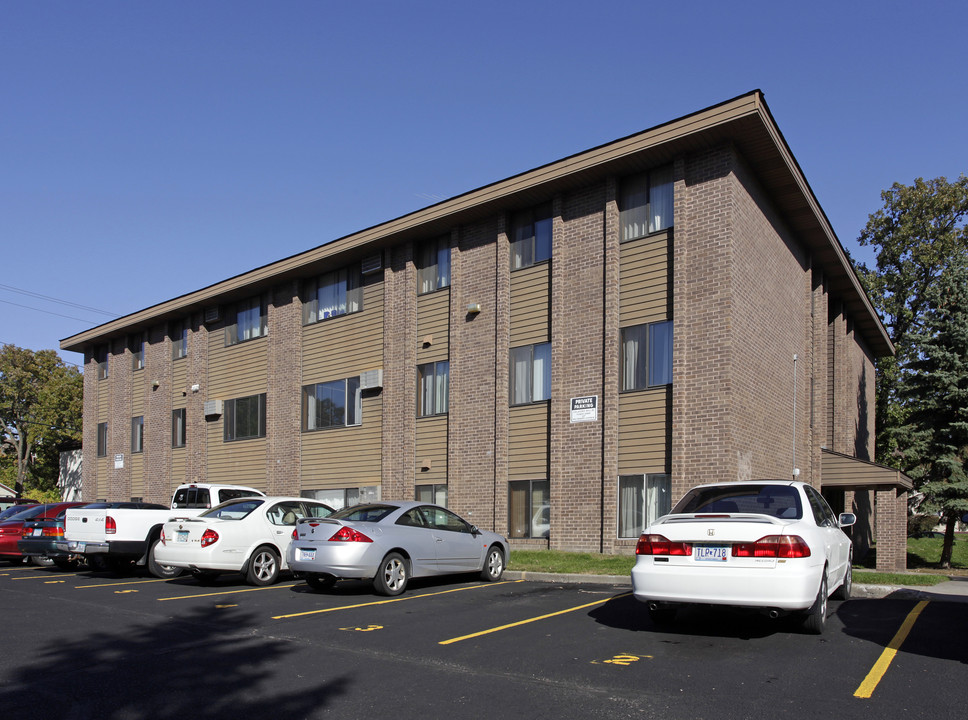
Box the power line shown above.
[0,283,119,317]
[0,297,102,324]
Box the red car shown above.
[0,503,86,563]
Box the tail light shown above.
[44,527,65,538]
[635,534,692,556]
[732,535,811,558]
[105,516,117,535]
[291,528,298,540]
[160,529,167,546]
[328,526,373,543]
[200,529,219,548]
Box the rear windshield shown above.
[330,504,396,523]
[673,485,802,520]
[200,499,265,520]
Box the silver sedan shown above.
[286,501,509,596]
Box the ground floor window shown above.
[618,474,671,538]
[415,483,448,506]
[509,479,549,539]
[302,485,380,511]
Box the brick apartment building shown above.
[61,91,911,570]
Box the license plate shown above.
[32,528,42,536]
[297,548,316,562]
[176,530,189,543]
[694,545,728,562]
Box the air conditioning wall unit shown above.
[203,399,223,417]
[361,252,383,275]
[359,368,383,390]
[204,306,221,324]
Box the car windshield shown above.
[330,504,397,523]
[200,499,265,520]
[673,484,803,520]
[0,505,38,522]
[3,505,46,522]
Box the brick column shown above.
[875,486,907,571]
[267,280,302,495]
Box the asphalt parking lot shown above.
[0,564,964,720]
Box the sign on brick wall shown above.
[570,395,598,423]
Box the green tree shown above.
[0,344,83,497]
[896,260,968,567]
[857,175,968,461]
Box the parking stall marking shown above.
[591,653,653,666]
[438,591,631,645]
[76,577,173,589]
[340,624,384,632]
[12,572,81,580]
[854,600,929,699]
[159,582,302,601]
[272,580,523,620]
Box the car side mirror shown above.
[470,525,481,536]
[839,513,856,528]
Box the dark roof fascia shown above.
[61,90,893,357]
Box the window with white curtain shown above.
[621,321,673,391]
[510,342,551,405]
[171,322,188,360]
[225,296,267,346]
[129,333,146,371]
[97,422,107,456]
[172,408,186,448]
[417,361,449,417]
[224,393,266,441]
[415,483,448,506]
[620,165,674,241]
[302,378,362,431]
[510,204,553,270]
[618,474,671,538]
[131,416,144,454]
[417,236,451,294]
[302,266,363,324]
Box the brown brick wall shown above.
[382,246,416,499]
[143,324,172,502]
[267,281,302,495]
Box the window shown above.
[621,321,673,391]
[97,422,108,457]
[130,333,146,371]
[416,483,447,506]
[303,266,362,324]
[618,474,671,538]
[417,236,451,294]
[510,204,552,270]
[224,393,266,441]
[131,416,144,453]
[302,485,380,512]
[95,345,108,380]
[417,361,449,417]
[171,322,188,360]
[172,408,186,448]
[225,296,267,346]
[508,480,549,539]
[302,378,361,430]
[620,165,674,240]
[510,343,551,405]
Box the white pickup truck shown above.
[63,483,265,578]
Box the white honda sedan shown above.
[630,481,855,634]
[155,496,333,585]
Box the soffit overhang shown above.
[61,90,893,357]
[821,449,914,492]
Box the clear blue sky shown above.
[2,1,965,363]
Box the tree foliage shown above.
[895,260,968,567]
[857,175,968,461]
[0,344,83,497]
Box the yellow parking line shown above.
[76,577,174,589]
[272,580,523,620]
[12,573,81,580]
[439,591,631,645]
[854,600,929,699]
[160,582,301,601]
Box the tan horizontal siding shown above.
[508,403,549,480]
[415,415,448,483]
[510,264,550,346]
[171,359,188,398]
[171,447,187,485]
[207,335,268,399]
[303,282,384,382]
[301,395,383,484]
[96,457,109,499]
[206,422,268,490]
[417,290,450,364]
[618,388,671,474]
[620,232,670,326]
[129,454,143,499]
[97,381,109,421]
[131,373,145,415]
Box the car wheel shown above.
[246,547,280,586]
[305,573,336,592]
[53,558,79,571]
[30,555,55,567]
[832,559,852,601]
[147,539,184,579]
[647,604,678,626]
[480,545,505,582]
[373,552,408,596]
[801,573,828,635]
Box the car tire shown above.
[647,604,678,626]
[305,573,336,592]
[246,547,280,586]
[480,545,505,582]
[832,559,852,601]
[373,552,408,596]
[147,539,184,579]
[801,573,828,635]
